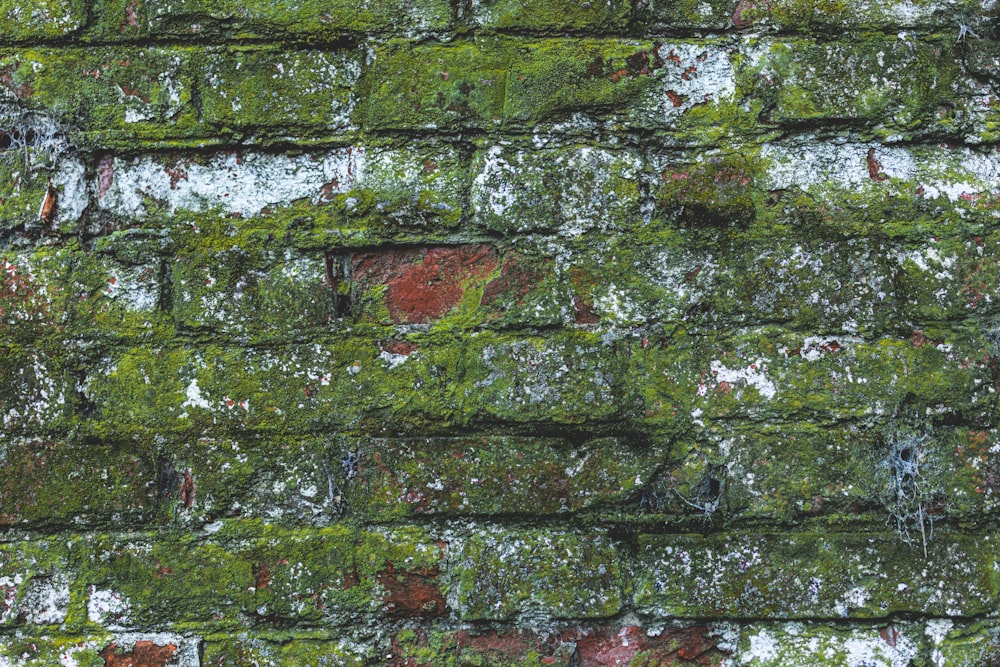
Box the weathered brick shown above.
[0,0,87,42]
[97,145,465,232]
[730,0,985,33]
[354,436,667,518]
[90,0,451,40]
[0,247,71,343]
[0,439,158,528]
[0,48,197,148]
[70,231,171,341]
[202,635,369,666]
[471,0,631,31]
[172,244,340,342]
[743,38,989,140]
[388,624,729,666]
[362,39,509,131]
[200,49,359,136]
[0,346,72,436]
[471,144,643,234]
[635,531,999,619]
[456,528,622,620]
[351,244,499,325]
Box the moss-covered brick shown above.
[81,338,479,436]
[387,624,728,666]
[470,144,643,234]
[0,48,196,149]
[0,345,72,436]
[642,0,736,30]
[0,634,201,666]
[479,251,566,328]
[70,231,172,342]
[79,534,254,630]
[743,38,982,140]
[0,439,159,529]
[362,38,509,131]
[642,329,995,429]
[471,0,630,31]
[97,145,465,233]
[732,0,985,33]
[354,436,667,519]
[726,620,996,667]
[159,436,355,526]
[0,246,72,344]
[654,153,758,228]
[0,0,86,42]
[201,635,369,666]
[455,528,622,621]
[240,523,446,624]
[200,49,359,138]
[350,244,499,325]
[635,531,999,619]
[172,244,339,343]
[89,0,451,41]
[0,539,74,630]
[462,331,637,425]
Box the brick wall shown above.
[0,0,999,665]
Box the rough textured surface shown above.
[0,0,999,665]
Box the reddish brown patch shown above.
[880,624,899,648]
[666,90,687,107]
[731,0,758,28]
[98,155,115,199]
[179,469,194,509]
[481,253,551,309]
[379,562,446,618]
[380,340,419,356]
[573,294,600,324]
[253,562,271,590]
[0,65,33,99]
[117,82,151,103]
[867,147,887,182]
[910,329,934,349]
[121,0,140,29]
[39,180,57,225]
[164,165,188,189]
[98,641,176,667]
[352,245,498,324]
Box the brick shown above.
[388,624,729,666]
[0,346,72,436]
[0,247,72,344]
[71,231,171,341]
[0,439,158,528]
[351,244,499,324]
[354,436,668,519]
[479,251,565,328]
[642,0,737,30]
[0,48,197,148]
[471,0,631,31]
[90,0,451,41]
[362,39,509,131]
[172,244,340,342]
[202,635,369,666]
[97,145,465,231]
[743,39,985,140]
[456,528,622,620]
[730,0,986,33]
[462,332,637,425]
[200,48,360,136]
[635,531,999,619]
[0,0,87,42]
[470,144,643,234]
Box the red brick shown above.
[379,562,447,618]
[99,641,177,667]
[352,245,498,324]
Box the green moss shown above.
[0,0,86,42]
